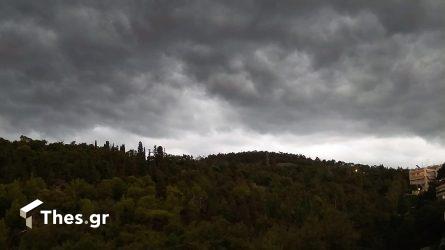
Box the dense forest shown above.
[0,136,444,249]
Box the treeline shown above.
[0,136,166,183]
[0,137,444,249]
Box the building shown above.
[409,165,441,194]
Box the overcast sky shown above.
[0,0,444,167]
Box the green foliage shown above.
[0,219,8,249]
[0,137,443,249]
[438,164,445,180]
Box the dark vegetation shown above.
[0,136,444,249]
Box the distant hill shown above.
[0,137,444,249]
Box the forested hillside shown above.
[0,137,444,249]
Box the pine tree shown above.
[137,141,145,159]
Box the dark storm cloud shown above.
[0,0,444,141]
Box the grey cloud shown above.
[0,0,444,143]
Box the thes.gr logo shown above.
[19,199,43,229]
[19,199,110,229]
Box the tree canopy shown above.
[0,137,444,249]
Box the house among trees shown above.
[409,165,441,194]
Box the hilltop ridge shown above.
[0,137,444,249]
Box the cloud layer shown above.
[0,0,444,166]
